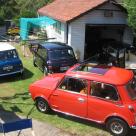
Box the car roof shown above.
[0,42,15,51]
[40,42,73,50]
[66,64,133,85]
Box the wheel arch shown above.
[34,96,49,105]
[105,116,129,127]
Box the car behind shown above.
[0,43,23,77]
[32,42,77,74]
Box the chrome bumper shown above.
[131,125,136,129]
[0,69,24,77]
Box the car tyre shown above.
[35,98,50,113]
[20,71,24,79]
[106,118,128,136]
[43,66,48,76]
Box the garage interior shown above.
[85,25,125,58]
[84,25,128,68]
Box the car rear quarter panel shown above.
[103,85,135,127]
[104,105,134,126]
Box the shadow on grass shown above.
[52,111,136,136]
[0,67,33,83]
[0,92,30,101]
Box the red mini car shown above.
[29,63,136,136]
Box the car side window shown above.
[90,81,118,101]
[59,77,88,94]
[37,47,47,59]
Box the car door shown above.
[49,76,88,117]
[35,46,47,71]
[87,81,122,122]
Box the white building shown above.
[38,0,133,61]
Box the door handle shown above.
[78,98,85,102]
[52,94,58,96]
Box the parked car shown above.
[0,43,23,77]
[29,62,136,136]
[7,26,19,35]
[32,42,77,74]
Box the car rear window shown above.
[49,49,75,60]
[0,49,18,61]
[126,78,136,100]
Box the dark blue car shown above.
[32,42,77,74]
[0,43,23,77]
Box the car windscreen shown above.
[49,49,75,60]
[0,49,18,61]
[126,77,136,100]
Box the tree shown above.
[0,0,19,25]
[0,0,52,26]
[123,0,136,30]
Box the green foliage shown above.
[123,0,136,30]
[0,17,5,26]
[0,0,19,19]
[0,0,52,26]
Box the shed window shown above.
[53,21,61,34]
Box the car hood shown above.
[31,73,64,90]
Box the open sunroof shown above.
[74,63,110,75]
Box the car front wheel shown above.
[106,118,128,136]
[35,98,50,113]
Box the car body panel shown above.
[66,64,133,86]
[50,88,88,117]
[0,58,23,76]
[29,64,136,129]
[29,74,64,100]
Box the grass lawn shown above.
[0,43,111,136]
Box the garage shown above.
[85,25,125,59]
[85,24,136,69]
[38,0,134,67]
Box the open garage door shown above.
[85,25,125,59]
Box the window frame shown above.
[125,78,136,100]
[37,46,47,59]
[53,21,61,34]
[58,76,88,95]
[90,80,120,102]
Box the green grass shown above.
[0,44,111,136]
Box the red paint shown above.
[29,65,136,129]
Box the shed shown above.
[38,0,133,61]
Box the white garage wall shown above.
[68,3,128,60]
[45,23,67,43]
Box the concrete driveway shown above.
[0,109,73,136]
